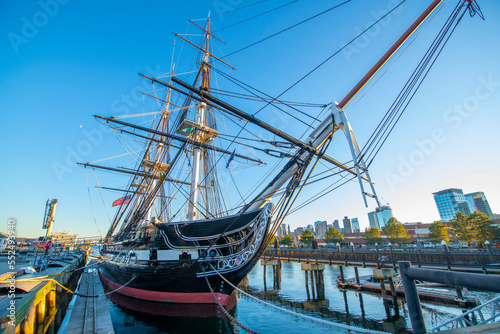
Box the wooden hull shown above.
[99,204,272,305]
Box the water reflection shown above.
[105,288,236,334]
[244,261,412,334]
[104,261,497,333]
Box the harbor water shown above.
[105,261,499,333]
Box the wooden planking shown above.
[64,262,114,334]
[0,252,87,334]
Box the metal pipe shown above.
[404,267,500,293]
[399,261,427,334]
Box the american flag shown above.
[112,194,132,207]
[235,255,242,265]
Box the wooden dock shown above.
[0,250,88,334]
[337,277,480,308]
[60,264,114,334]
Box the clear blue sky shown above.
[1,0,499,238]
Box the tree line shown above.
[279,212,499,246]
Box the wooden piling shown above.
[354,267,360,286]
[310,271,316,300]
[305,271,310,300]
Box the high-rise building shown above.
[316,221,328,238]
[314,221,322,234]
[368,206,394,229]
[332,219,340,231]
[343,216,352,234]
[465,192,493,218]
[368,211,378,229]
[306,224,314,233]
[277,223,288,239]
[376,206,393,229]
[433,188,475,221]
[351,218,360,233]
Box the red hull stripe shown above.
[99,270,230,305]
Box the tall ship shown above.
[79,1,482,307]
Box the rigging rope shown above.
[223,0,352,58]
[93,168,113,231]
[208,0,267,19]
[84,167,104,237]
[212,66,322,126]
[216,0,298,32]
[248,0,408,118]
[357,0,474,168]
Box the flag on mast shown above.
[112,194,132,207]
[226,149,235,168]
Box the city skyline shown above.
[1,1,500,238]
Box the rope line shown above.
[84,167,104,238]
[210,265,390,334]
[216,0,298,32]
[202,267,259,334]
[223,0,352,58]
[16,273,136,298]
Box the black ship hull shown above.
[99,204,272,305]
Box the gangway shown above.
[431,295,500,332]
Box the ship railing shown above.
[431,295,500,332]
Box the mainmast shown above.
[187,16,212,221]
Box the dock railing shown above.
[265,246,500,271]
[398,261,500,334]
[430,295,500,332]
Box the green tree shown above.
[428,221,449,244]
[364,227,381,244]
[324,227,343,244]
[451,212,476,244]
[382,217,409,244]
[470,211,498,244]
[280,235,293,246]
[301,229,314,246]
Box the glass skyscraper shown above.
[368,211,378,229]
[465,192,493,218]
[367,206,393,230]
[351,218,360,233]
[433,188,476,221]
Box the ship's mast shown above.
[187,16,211,221]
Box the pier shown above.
[263,246,500,274]
[0,249,87,334]
[59,261,114,334]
